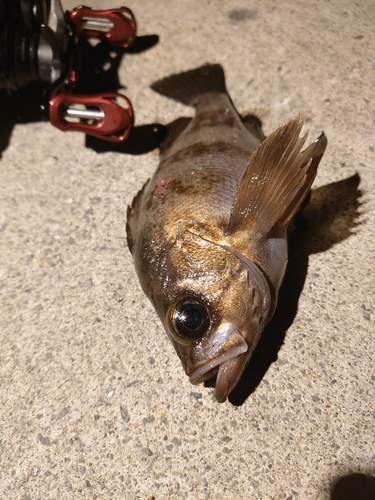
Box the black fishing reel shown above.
[0,0,136,141]
[0,0,57,92]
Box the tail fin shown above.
[150,64,227,106]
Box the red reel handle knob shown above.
[49,93,134,142]
[70,6,137,48]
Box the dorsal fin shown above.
[150,64,227,106]
[226,117,327,236]
[126,180,149,254]
[160,117,192,154]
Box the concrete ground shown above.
[0,0,374,498]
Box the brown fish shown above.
[126,64,327,402]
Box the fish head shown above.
[153,230,272,402]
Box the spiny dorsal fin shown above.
[226,117,327,236]
[150,64,227,106]
[160,117,192,154]
[126,180,149,254]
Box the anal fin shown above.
[160,117,192,154]
[226,117,327,236]
[241,113,266,143]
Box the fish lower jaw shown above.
[191,366,219,386]
[188,340,248,401]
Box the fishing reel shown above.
[0,0,136,141]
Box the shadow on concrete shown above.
[330,473,375,500]
[228,173,362,406]
[80,34,167,154]
[0,84,44,158]
[75,35,159,95]
[85,123,167,155]
[73,35,166,155]
[0,34,161,159]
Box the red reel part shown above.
[69,6,137,48]
[49,92,134,142]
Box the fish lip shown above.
[213,352,249,403]
[187,330,248,386]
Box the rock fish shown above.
[126,64,327,402]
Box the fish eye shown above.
[168,296,210,343]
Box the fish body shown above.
[127,64,327,402]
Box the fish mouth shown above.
[187,329,248,402]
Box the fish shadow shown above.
[330,472,375,500]
[228,173,362,406]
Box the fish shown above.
[126,64,327,402]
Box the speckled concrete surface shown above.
[0,1,374,499]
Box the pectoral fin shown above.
[226,117,327,236]
[126,180,149,254]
